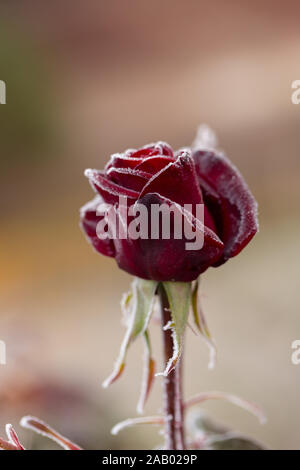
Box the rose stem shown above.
[158,284,185,450]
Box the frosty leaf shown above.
[207,433,266,450]
[136,331,156,414]
[188,410,228,440]
[192,279,216,369]
[185,391,266,424]
[111,416,163,436]
[0,438,18,451]
[163,320,175,330]
[129,279,158,337]
[188,410,267,450]
[159,282,191,376]
[0,424,25,450]
[120,290,133,323]
[20,416,82,450]
[6,424,25,450]
[103,278,158,387]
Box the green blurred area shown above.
[0,24,57,168]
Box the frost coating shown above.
[102,278,157,401]
[111,416,163,436]
[192,279,217,369]
[184,391,266,425]
[192,148,258,265]
[136,331,156,414]
[158,282,191,376]
[20,416,81,450]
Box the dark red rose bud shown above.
[80,141,258,281]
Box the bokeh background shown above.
[1,0,300,450]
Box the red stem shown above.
[159,284,185,450]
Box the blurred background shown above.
[0,0,299,450]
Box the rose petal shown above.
[105,154,144,171]
[84,169,139,204]
[131,142,173,159]
[139,152,203,209]
[135,155,174,174]
[153,141,174,157]
[80,196,115,257]
[193,150,258,264]
[113,193,223,281]
[106,168,152,192]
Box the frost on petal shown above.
[106,167,151,192]
[130,142,173,159]
[102,278,158,388]
[105,154,144,171]
[80,195,116,258]
[192,150,258,264]
[191,279,216,369]
[84,168,139,204]
[139,152,203,207]
[20,416,82,450]
[157,282,191,376]
[135,155,174,174]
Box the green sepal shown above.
[160,281,192,376]
[103,278,158,388]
